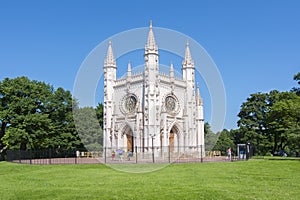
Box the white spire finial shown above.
[196,84,202,106]
[145,20,158,52]
[182,39,194,67]
[128,60,131,70]
[127,60,132,77]
[170,62,174,77]
[170,62,174,71]
[104,40,116,66]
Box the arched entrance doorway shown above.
[126,133,134,152]
[169,125,179,152]
[123,125,134,152]
[169,124,180,152]
[169,130,175,152]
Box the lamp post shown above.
[246,142,250,160]
[151,135,155,163]
[134,135,137,163]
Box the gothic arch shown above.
[167,121,181,135]
[119,123,134,152]
[120,122,134,136]
[168,122,181,152]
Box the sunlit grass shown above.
[0,160,299,199]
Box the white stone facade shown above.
[103,22,204,155]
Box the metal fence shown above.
[104,145,206,164]
[5,144,261,165]
[5,145,236,165]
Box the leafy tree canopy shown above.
[73,107,103,151]
[204,122,218,151]
[237,72,300,156]
[292,72,300,95]
[0,77,83,153]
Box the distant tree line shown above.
[205,72,300,156]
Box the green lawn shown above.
[0,160,299,200]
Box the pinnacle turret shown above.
[182,40,194,68]
[145,20,158,53]
[170,63,174,77]
[104,40,116,67]
[196,85,203,106]
[127,61,132,77]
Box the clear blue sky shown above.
[1,0,299,132]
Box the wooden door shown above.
[126,134,133,152]
[169,131,174,152]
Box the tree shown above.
[295,72,300,83]
[267,92,300,154]
[0,77,54,150]
[204,122,217,151]
[292,72,300,95]
[0,77,83,154]
[95,103,104,129]
[237,92,272,155]
[73,107,103,151]
[45,87,83,150]
[213,129,235,155]
[237,86,300,156]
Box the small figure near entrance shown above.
[227,147,232,161]
[116,149,124,161]
[111,150,115,161]
[127,150,133,161]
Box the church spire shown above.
[182,39,194,68]
[145,20,158,53]
[196,84,202,106]
[170,62,174,78]
[127,60,132,77]
[104,40,116,67]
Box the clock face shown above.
[165,96,176,112]
[125,95,137,112]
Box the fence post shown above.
[104,147,106,164]
[152,137,154,163]
[19,150,21,163]
[168,145,171,163]
[200,145,203,163]
[30,149,32,165]
[75,150,77,164]
[135,146,137,164]
[49,149,52,165]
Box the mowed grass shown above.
[0,160,299,200]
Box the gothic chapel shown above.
[103,22,204,155]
